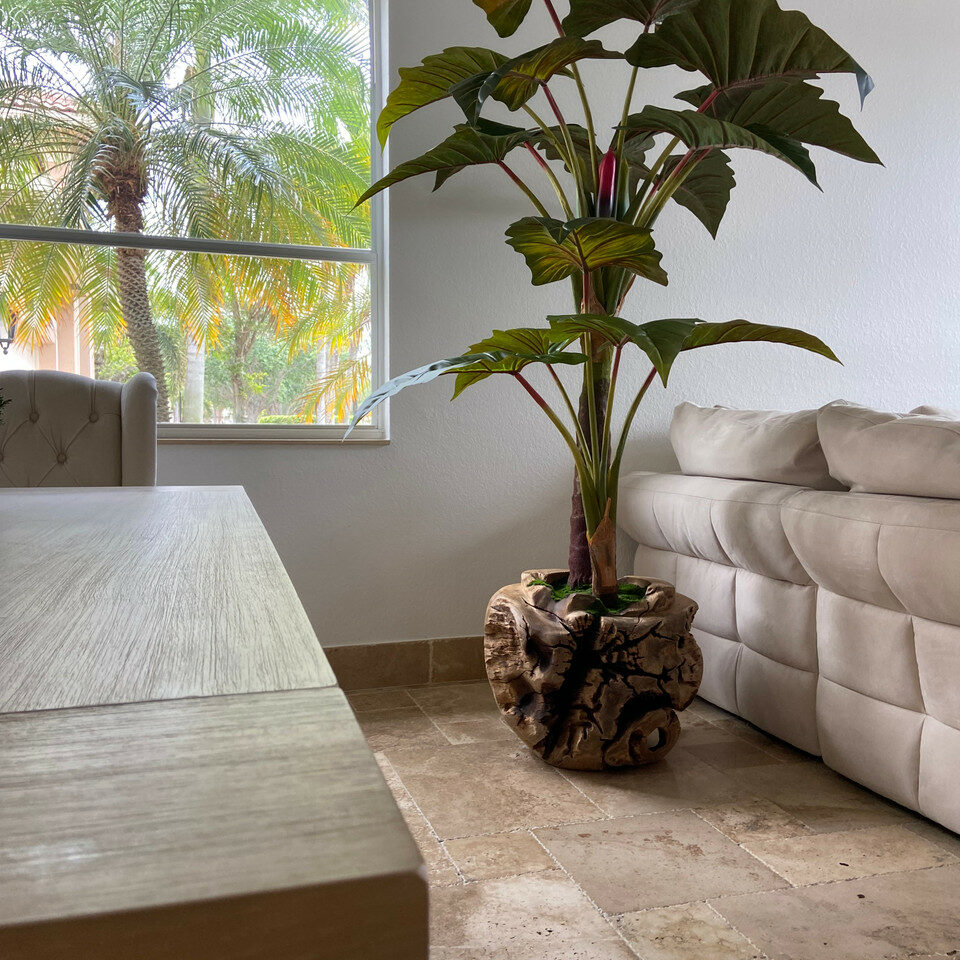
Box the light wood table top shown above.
[0,486,426,959]
[0,486,336,713]
[0,688,426,959]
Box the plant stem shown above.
[626,135,679,223]
[571,65,599,192]
[542,83,587,213]
[542,0,564,35]
[514,370,595,493]
[522,104,566,158]
[609,365,658,519]
[547,363,591,456]
[599,341,623,480]
[524,143,574,220]
[615,66,639,160]
[498,161,551,217]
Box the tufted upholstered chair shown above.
[0,370,157,487]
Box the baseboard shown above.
[324,636,485,690]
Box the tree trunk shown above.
[568,335,615,596]
[115,246,172,422]
[183,337,205,422]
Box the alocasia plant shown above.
[349,0,880,602]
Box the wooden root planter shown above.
[484,570,702,771]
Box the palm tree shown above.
[0,0,372,420]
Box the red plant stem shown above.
[524,141,550,172]
[542,0,564,35]
[514,371,551,412]
[640,365,657,394]
[698,88,721,113]
[541,83,568,130]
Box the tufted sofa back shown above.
[0,370,157,487]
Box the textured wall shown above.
[160,0,960,646]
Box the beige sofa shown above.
[618,401,960,834]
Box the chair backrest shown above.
[0,370,157,487]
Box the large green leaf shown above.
[356,125,535,205]
[563,0,700,37]
[626,0,874,105]
[661,151,736,238]
[624,138,736,238]
[678,80,881,165]
[639,317,839,383]
[377,47,509,148]
[477,38,621,114]
[621,105,819,186]
[452,327,588,398]
[473,0,533,37]
[347,330,589,433]
[505,216,668,286]
[547,314,679,382]
[345,353,507,437]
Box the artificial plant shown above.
[349,0,880,603]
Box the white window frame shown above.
[0,0,388,445]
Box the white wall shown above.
[160,0,960,646]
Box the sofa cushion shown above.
[670,403,843,490]
[818,401,960,499]
[783,489,960,626]
[619,472,812,584]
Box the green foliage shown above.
[472,0,535,37]
[621,106,820,186]
[377,47,509,147]
[529,576,649,614]
[351,0,880,594]
[358,125,537,205]
[562,0,700,36]
[477,37,620,113]
[0,0,373,425]
[625,0,874,105]
[505,217,667,286]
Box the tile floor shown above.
[350,681,960,960]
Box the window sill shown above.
[157,423,387,444]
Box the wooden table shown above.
[0,487,427,960]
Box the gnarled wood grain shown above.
[485,570,702,770]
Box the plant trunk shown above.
[183,337,205,422]
[568,333,617,600]
[115,245,172,422]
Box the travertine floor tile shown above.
[688,698,735,722]
[696,799,813,843]
[430,940,639,959]
[743,825,956,886]
[733,761,911,833]
[536,810,788,913]
[684,739,786,770]
[434,715,516,745]
[375,752,461,885]
[615,902,763,960]
[407,682,499,721]
[386,740,603,839]
[357,706,447,751]
[559,748,743,817]
[444,831,555,882]
[678,720,745,747]
[902,816,960,857]
[429,869,622,949]
[346,687,416,713]
[711,718,809,762]
[711,864,960,960]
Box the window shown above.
[0,0,384,441]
